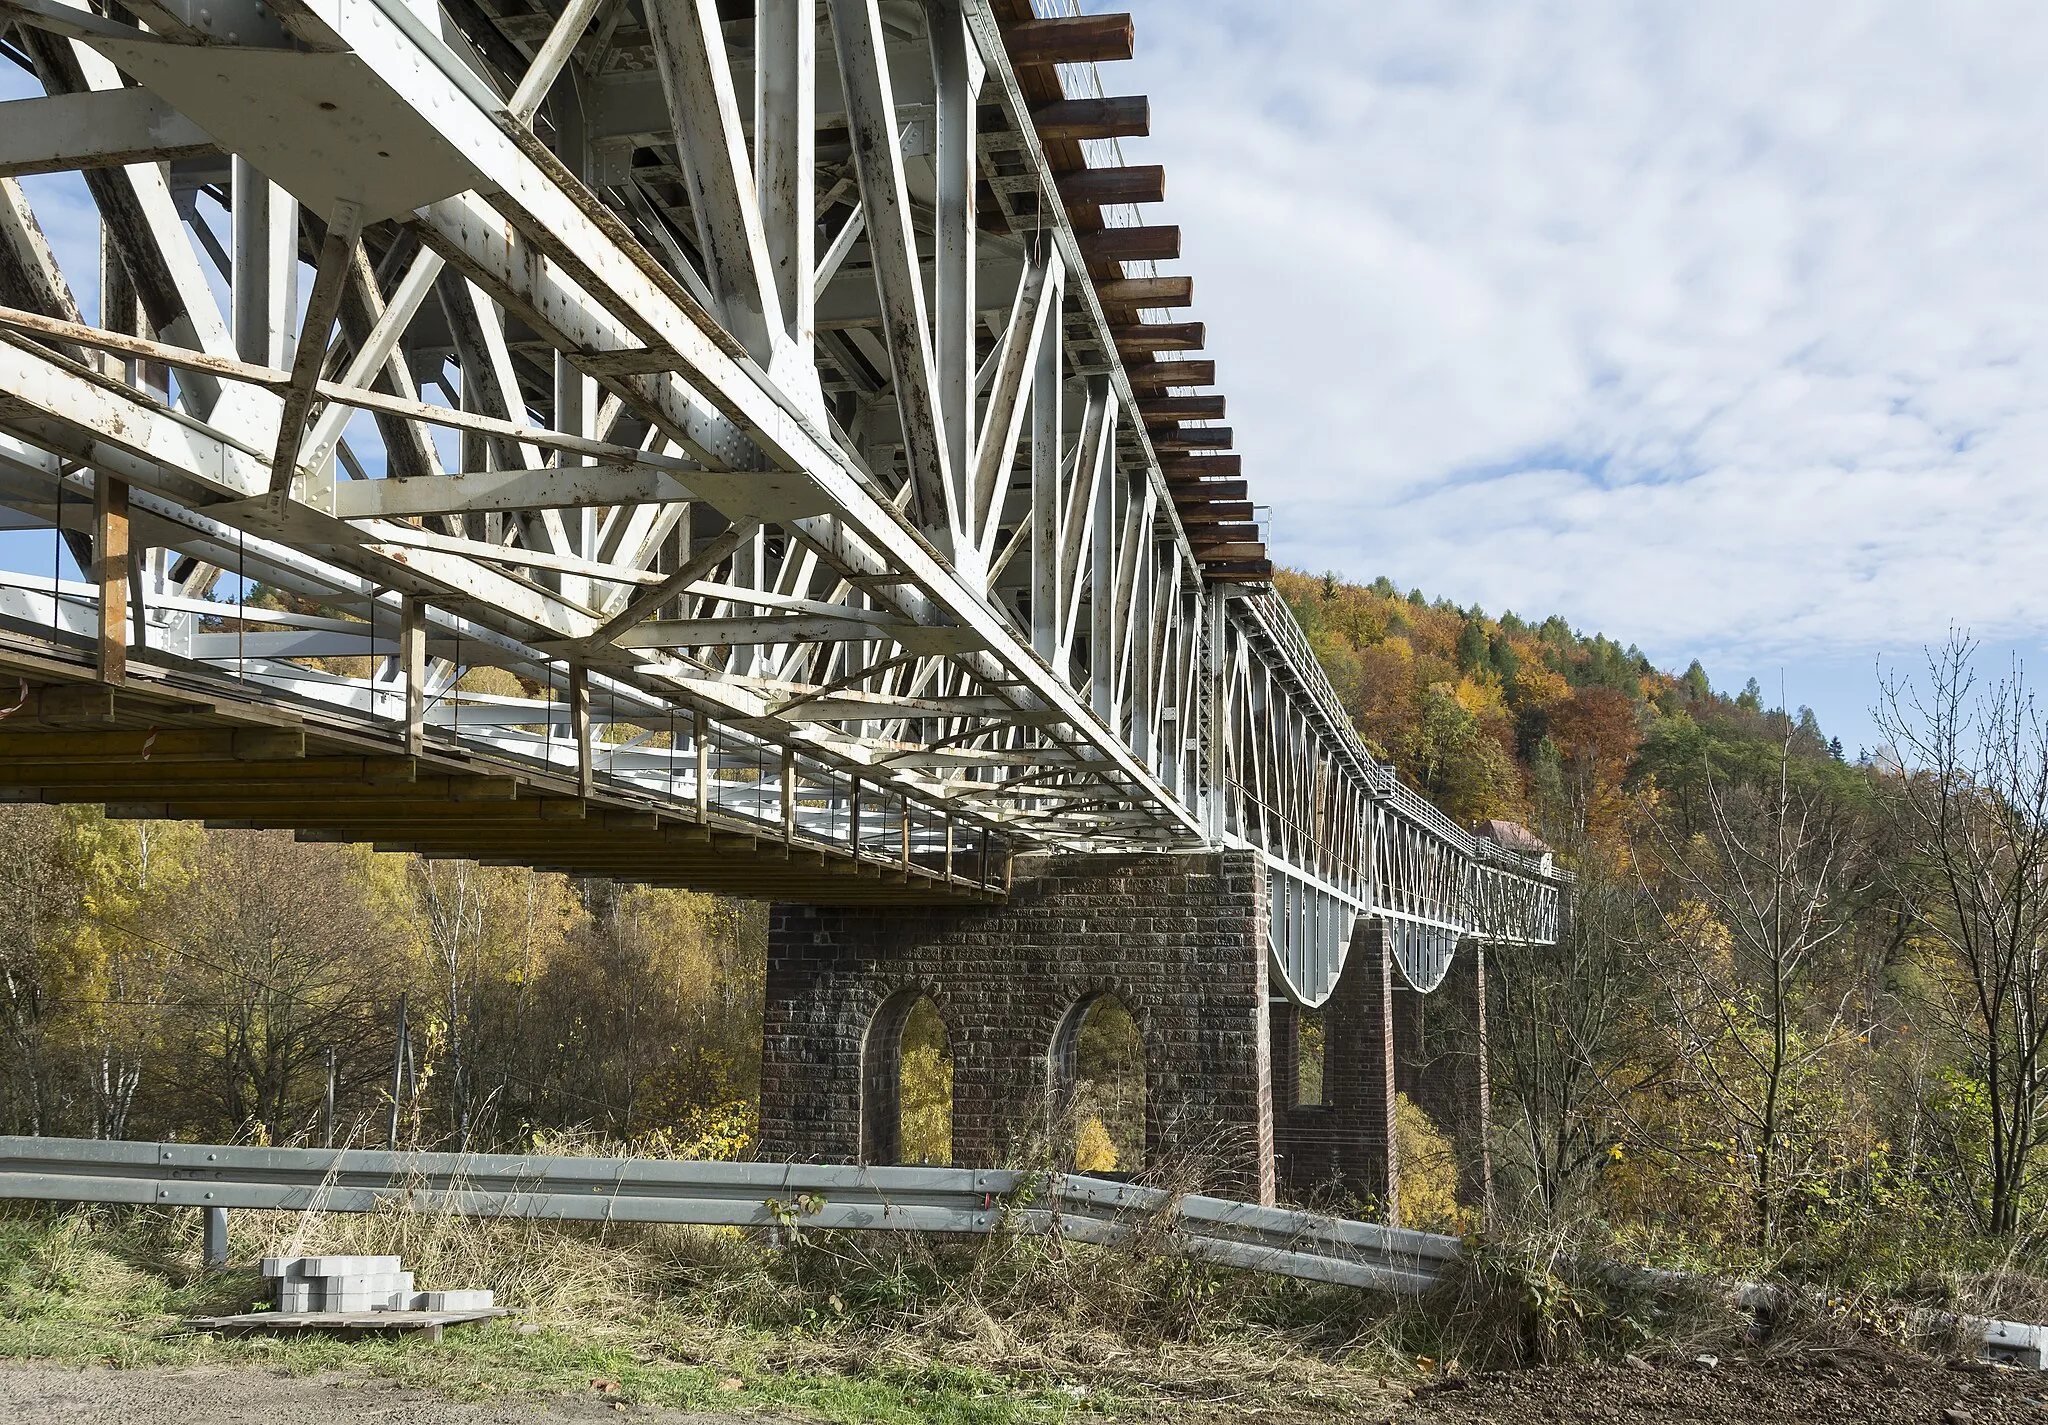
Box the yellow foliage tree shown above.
[1396,1093,1463,1233]
[1074,1115,1119,1173]
[898,998,953,1165]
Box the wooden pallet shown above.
[183,1308,511,1342]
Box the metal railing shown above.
[0,1136,1458,1295]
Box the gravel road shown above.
[1,1351,2043,1423]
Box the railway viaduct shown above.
[0,0,1564,1213]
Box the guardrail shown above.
[0,1136,1459,1295]
[8,1136,2040,1367]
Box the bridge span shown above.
[0,0,1563,1206]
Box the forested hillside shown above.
[1276,567,1838,842]
[0,813,764,1155]
[1,569,2042,1285]
[1285,567,2047,1271]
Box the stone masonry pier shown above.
[760,851,1494,1216]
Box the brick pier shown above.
[758,850,1494,1215]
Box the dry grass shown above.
[236,1194,1410,1416]
[0,1187,1424,1421]
[1,1126,1960,1417]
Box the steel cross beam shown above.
[0,0,1564,988]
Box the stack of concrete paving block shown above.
[259,1254,494,1313]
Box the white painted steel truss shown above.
[0,0,1559,1000]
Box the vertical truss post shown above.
[1057,382,1110,673]
[1029,242,1064,661]
[570,664,593,798]
[944,814,955,882]
[229,159,296,369]
[755,0,816,366]
[694,709,710,822]
[555,354,594,605]
[1124,489,1156,762]
[645,0,785,366]
[928,0,984,576]
[1204,585,1226,840]
[849,774,862,865]
[93,473,128,684]
[1090,431,1117,724]
[400,595,426,756]
[126,542,150,653]
[269,200,364,495]
[826,0,954,539]
[97,214,133,383]
[781,743,796,847]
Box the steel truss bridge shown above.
[0,0,1561,1002]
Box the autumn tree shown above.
[1634,723,1865,1249]
[1876,634,2048,1234]
[1488,840,1655,1218]
[159,832,402,1144]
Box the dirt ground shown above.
[1392,1350,2048,1424]
[0,1363,776,1424]
[1,1353,2045,1424]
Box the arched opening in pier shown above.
[861,989,953,1165]
[1053,994,1147,1174]
[1297,1008,1326,1105]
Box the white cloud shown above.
[8,8,2041,745]
[1114,0,2048,725]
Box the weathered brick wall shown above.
[759,850,1276,1202]
[1273,918,1398,1214]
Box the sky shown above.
[1109,0,2048,757]
[7,11,2046,755]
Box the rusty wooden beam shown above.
[1055,164,1164,207]
[1128,358,1214,390]
[1174,500,1256,523]
[1169,478,1249,501]
[1078,225,1179,264]
[1031,96,1149,140]
[1159,454,1241,479]
[1141,394,1225,421]
[1095,275,1192,308]
[1112,321,1203,353]
[1152,425,1233,449]
[1005,14,1133,66]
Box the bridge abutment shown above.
[758,850,1278,1203]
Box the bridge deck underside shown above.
[0,632,1001,904]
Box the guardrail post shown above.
[203,1205,229,1269]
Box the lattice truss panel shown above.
[1216,593,1561,1004]
[0,0,1562,971]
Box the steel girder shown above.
[0,0,1562,995]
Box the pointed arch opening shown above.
[1052,993,1147,1174]
[861,989,953,1165]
